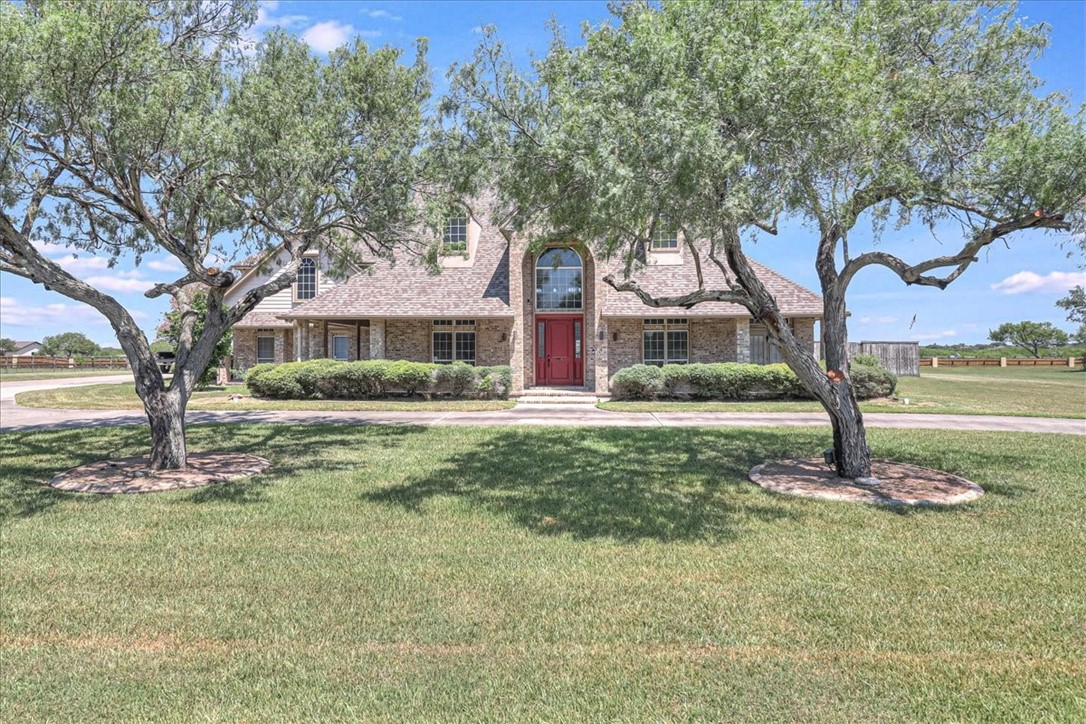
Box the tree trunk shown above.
[146,389,188,470]
[818,281,874,480]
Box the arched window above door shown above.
[535,248,583,311]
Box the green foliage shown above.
[610,364,665,400]
[988,321,1071,358]
[849,362,898,400]
[1056,286,1086,325]
[0,338,16,354]
[39,332,100,358]
[432,361,478,397]
[245,359,511,400]
[852,354,881,367]
[612,362,890,401]
[157,290,233,386]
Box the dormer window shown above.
[295,257,317,301]
[442,215,469,252]
[651,219,678,250]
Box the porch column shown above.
[735,318,751,363]
[369,319,386,360]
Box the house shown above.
[225,198,822,393]
[3,340,41,357]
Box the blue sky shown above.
[2,0,1084,347]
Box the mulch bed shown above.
[47,452,271,494]
[748,458,984,506]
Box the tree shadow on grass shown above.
[363,427,810,543]
[1,423,427,518]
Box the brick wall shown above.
[476,319,513,366]
[324,323,370,362]
[233,328,291,370]
[791,317,817,359]
[386,319,431,362]
[606,318,643,382]
[690,318,738,363]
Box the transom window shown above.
[256,335,275,364]
[295,258,317,301]
[433,319,475,364]
[442,215,469,252]
[643,318,688,366]
[535,248,583,311]
[651,219,678,250]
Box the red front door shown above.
[536,316,583,385]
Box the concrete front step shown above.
[516,395,605,405]
[516,387,597,396]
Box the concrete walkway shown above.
[1,374,1083,435]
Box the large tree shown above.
[1,0,429,469]
[436,0,1086,480]
[988,321,1070,357]
[39,332,101,358]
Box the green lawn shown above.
[0,367,131,381]
[2,424,1084,720]
[14,383,516,411]
[602,365,1086,418]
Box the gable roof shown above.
[279,242,512,320]
[599,252,823,318]
[234,311,294,329]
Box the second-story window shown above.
[442,215,468,252]
[295,258,317,301]
[651,218,679,250]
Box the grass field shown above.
[2,424,1084,720]
[13,383,516,412]
[602,365,1086,418]
[0,368,131,381]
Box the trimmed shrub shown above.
[433,361,477,397]
[660,364,690,396]
[245,359,510,400]
[386,361,435,396]
[853,353,881,367]
[611,362,815,401]
[850,362,897,399]
[611,364,664,399]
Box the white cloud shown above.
[857,315,899,325]
[909,329,958,341]
[362,8,402,21]
[0,296,108,328]
[302,21,357,52]
[55,256,111,272]
[991,270,1086,295]
[146,258,183,273]
[239,1,308,55]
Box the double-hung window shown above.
[295,258,317,301]
[650,218,679,250]
[643,318,688,366]
[331,334,349,361]
[256,334,276,364]
[442,215,468,252]
[433,319,475,364]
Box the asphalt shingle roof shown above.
[279,242,512,320]
[235,311,294,329]
[599,250,823,318]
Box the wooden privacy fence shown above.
[816,340,920,376]
[0,355,130,370]
[920,357,1081,367]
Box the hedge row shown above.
[610,361,896,400]
[245,360,512,400]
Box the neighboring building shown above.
[3,340,41,357]
[225,198,822,393]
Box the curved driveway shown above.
[1,374,1083,435]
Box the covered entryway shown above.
[535,315,584,385]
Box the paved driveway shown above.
[1,375,1084,435]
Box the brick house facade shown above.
[226,198,823,393]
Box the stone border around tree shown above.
[47,452,271,494]
[748,458,984,506]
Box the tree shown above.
[989,321,1070,357]
[156,288,232,385]
[1,1,429,469]
[435,0,1086,479]
[0,337,16,354]
[39,332,101,358]
[1056,286,1086,325]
